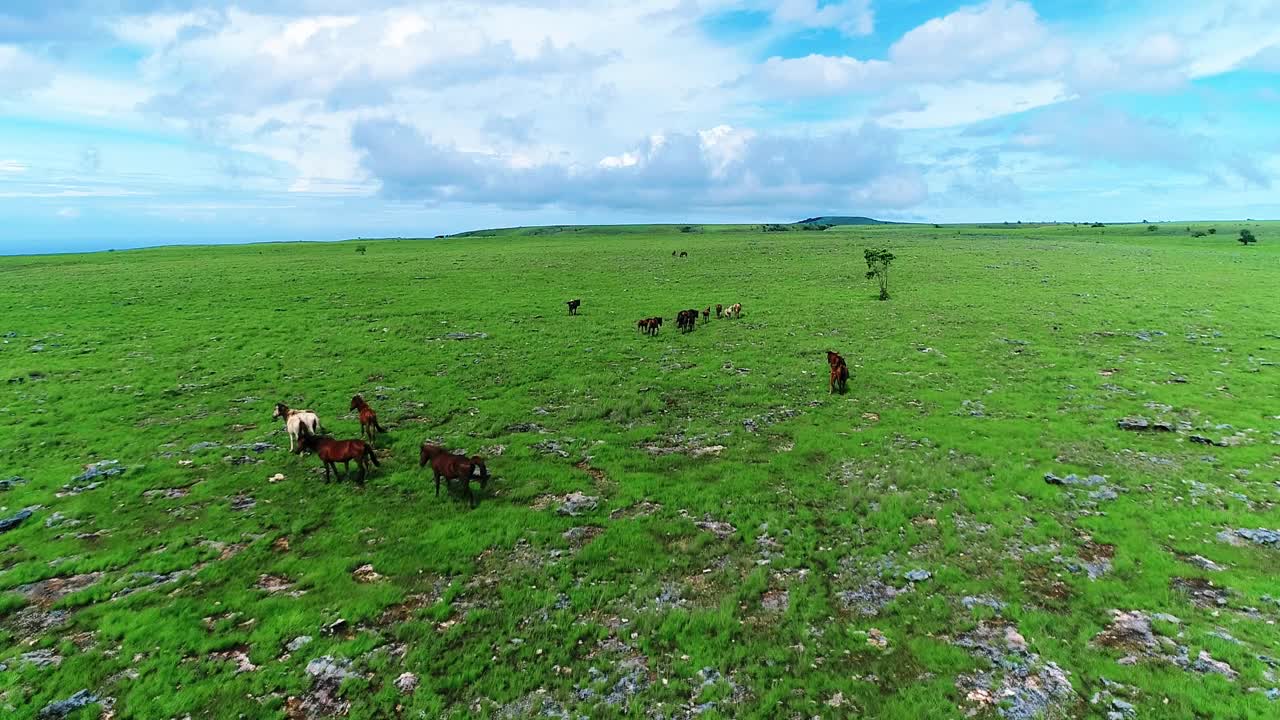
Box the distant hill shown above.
[796,216,897,225]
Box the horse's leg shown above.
[434,471,441,496]
[467,478,475,508]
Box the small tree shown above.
[1239,229,1257,246]
[1208,228,1217,235]
[356,245,367,255]
[864,248,896,301]
[1147,225,1157,232]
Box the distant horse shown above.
[726,303,742,319]
[826,351,849,394]
[702,307,710,323]
[566,299,581,315]
[272,402,321,455]
[430,451,490,507]
[638,317,662,335]
[715,304,723,318]
[349,395,387,441]
[301,434,379,484]
[677,310,697,333]
[679,251,688,257]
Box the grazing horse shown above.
[703,307,710,323]
[677,310,697,333]
[430,451,490,507]
[726,303,742,319]
[272,403,321,454]
[566,299,581,315]
[679,251,688,257]
[715,304,723,318]
[826,351,850,394]
[301,434,379,484]
[349,395,387,441]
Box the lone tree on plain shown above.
[864,248,896,301]
[1239,229,1257,246]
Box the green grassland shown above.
[1,221,1278,719]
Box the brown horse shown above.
[349,395,387,441]
[301,434,379,484]
[702,307,710,323]
[715,303,723,318]
[826,351,850,394]
[677,309,697,333]
[419,442,446,467]
[638,317,662,336]
[430,451,489,507]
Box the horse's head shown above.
[420,443,444,467]
[349,395,364,411]
[272,403,288,419]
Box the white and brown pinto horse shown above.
[273,402,322,454]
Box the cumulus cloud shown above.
[352,117,927,212]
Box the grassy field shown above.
[1,221,1278,719]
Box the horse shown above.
[349,395,387,441]
[677,310,697,333]
[703,307,710,323]
[726,303,742,319]
[638,317,662,335]
[715,304,723,318]
[826,351,850,394]
[679,251,688,257]
[301,434,379,484]
[430,451,490,507]
[566,299,581,315]
[272,403,321,455]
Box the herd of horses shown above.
[271,396,489,506]
[269,299,850,508]
[637,302,742,335]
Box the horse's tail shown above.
[364,444,380,466]
[374,417,387,433]
[306,417,320,436]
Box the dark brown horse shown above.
[430,451,489,507]
[349,395,387,441]
[715,303,723,318]
[702,307,710,323]
[301,434,379,484]
[566,299,581,315]
[419,442,446,467]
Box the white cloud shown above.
[353,117,927,212]
[0,160,27,173]
[772,0,873,37]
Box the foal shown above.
[429,450,489,507]
[349,395,387,441]
[301,434,379,484]
[272,403,321,454]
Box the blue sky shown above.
[1,0,1278,254]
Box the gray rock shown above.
[188,441,222,452]
[441,332,488,340]
[1186,554,1225,571]
[286,635,312,652]
[395,672,418,694]
[0,507,34,533]
[20,649,62,668]
[0,475,25,491]
[305,656,357,683]
[37,690,99,719]
[1219,528,1280,548]
[961,595,1006,613]
[904,569,932,582]
[557,492,599,516]
[73,460,124,482]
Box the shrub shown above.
[864,248,896,301]
[1239,229,1257,245]
[1147,225,1157,232]
[1208,228,1217,235]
